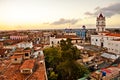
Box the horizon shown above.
[0,0,120,30]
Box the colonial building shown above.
[50,35,82,46]
[10,35,28,40]
[91,32,120,54]
[106,39,120,55]
[96,13,106,32]
[16,41,33,49]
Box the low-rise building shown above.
[10,35,28,40]
[50,35,82,46]
[91,32,120,55]
[17,41,33,49]
[91,66,120,80]
[106,39,120,55]
[20,59,35,74]
[23,49,32,59]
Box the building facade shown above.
[91,33,120,54]
[50,35,82,46]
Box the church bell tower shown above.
[96,13,106,32]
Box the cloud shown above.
[94,6,100,10]
[84,12,93,16]
[85,3,120,17]
[51,18,79,25]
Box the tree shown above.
[57,60,89,80]
[60,38,73,51]
[44,38,89,80]
[49,71,58,80]
[44,47,61,68]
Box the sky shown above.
[0,0,120,30]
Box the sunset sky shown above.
[0,0,120,30]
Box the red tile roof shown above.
[11,55,23,59]
[20,59,35,69]
[56,35,79,39]
[105,33,120,37]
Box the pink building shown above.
[10,35,28,40]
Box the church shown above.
[91,13,120,55]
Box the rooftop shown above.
[56,35,79,39]
[20,59,35,69]
[105,33,120,37]
[11,55,23,59]
[99,13,104,18]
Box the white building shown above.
[17,41,33,49]
[91,13,120,55]
[50,35,82,46]
[106,39,120,55]
[91,32,120,54]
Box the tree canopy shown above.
[44,38,89,80]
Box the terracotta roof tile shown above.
[56,35,79,39]
[20,59,35,69]
[11,55,23,59]
[105,33,120,37]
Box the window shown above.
[15,58,17,61]
[107,37,108,40]
[115,49,118,52]
[38,52,40,55]
[51,41,54,44]
[97,22,99,25]
[22,70,31,73]
[1,55,3,58]
[98,28,99,31]
[102,28,104,31]
[76,40,78,43]
[96,39,98,41]
[25,53,29,56]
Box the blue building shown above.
[76,25,87,40]
[64,25,87,40]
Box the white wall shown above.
[91,35,103,46]
[91,34,120,55]
[17,42,33,49]
[107,40,120,54]
[50,37,66,46]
